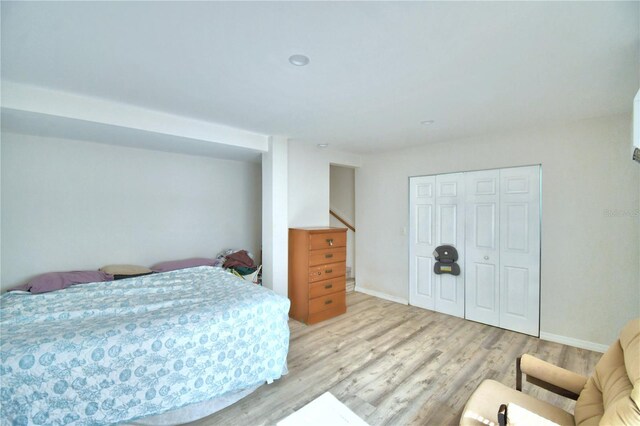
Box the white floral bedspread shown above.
[0,266,290,425]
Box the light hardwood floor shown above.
[191,292,602,425]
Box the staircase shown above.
[346,267,355,293]
[331,209,356,293]
[346,277,355,293]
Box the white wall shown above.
[288,143,331,228]
[1,132,262,290]
[288,142,361,228]
[356,113,640,348]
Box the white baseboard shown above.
[539,331,608,353]
[354,285,408,305]
[354,286,607,353]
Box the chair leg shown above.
[516,356,522,391]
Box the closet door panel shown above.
[503,266,528,315]
[475,204,497,248]
[465,170,500,327]
[409,176,436,310]
[505,204,528,251]
[416,256,434,299]
[499,166,540,336]
[434,173,465,318]
[474,263,497,310]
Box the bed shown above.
[0,266,290,425]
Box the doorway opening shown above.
[329,165,356,293]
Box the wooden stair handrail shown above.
[330,209,355,232]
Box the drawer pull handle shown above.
[326,239,334,246]
[325,300,333,305]
[325,269,333,274]
[324,284,333,289]
[325,254,333,258]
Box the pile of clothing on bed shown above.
[216,249,262,285]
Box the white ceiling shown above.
[2,1,639,154]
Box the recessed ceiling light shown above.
[289,54,310,66]
[420,120,435,125]
[317,143,329,148]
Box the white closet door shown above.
[409,176,436,310]
[464,169,500,327]
[434,173,465,318]
[411,167,541,335]
[499,166,540,336]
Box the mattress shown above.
[128,384,260,425]
[0,266,290,425]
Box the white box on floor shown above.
[277,392,370,426]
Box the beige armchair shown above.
[460,318,640,426]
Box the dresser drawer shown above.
[309,247,346,267]
[309,277,346,299]
[309,291,346,314]
[308,304,347,325]
[309,232,346,250]
[308,263,346,283]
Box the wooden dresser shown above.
[289,227,348,324]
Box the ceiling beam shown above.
[1,81,269,152]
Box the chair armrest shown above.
[516,354,588,400]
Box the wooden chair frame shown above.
[515,357,581,401]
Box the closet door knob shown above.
[484,255,490,260]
